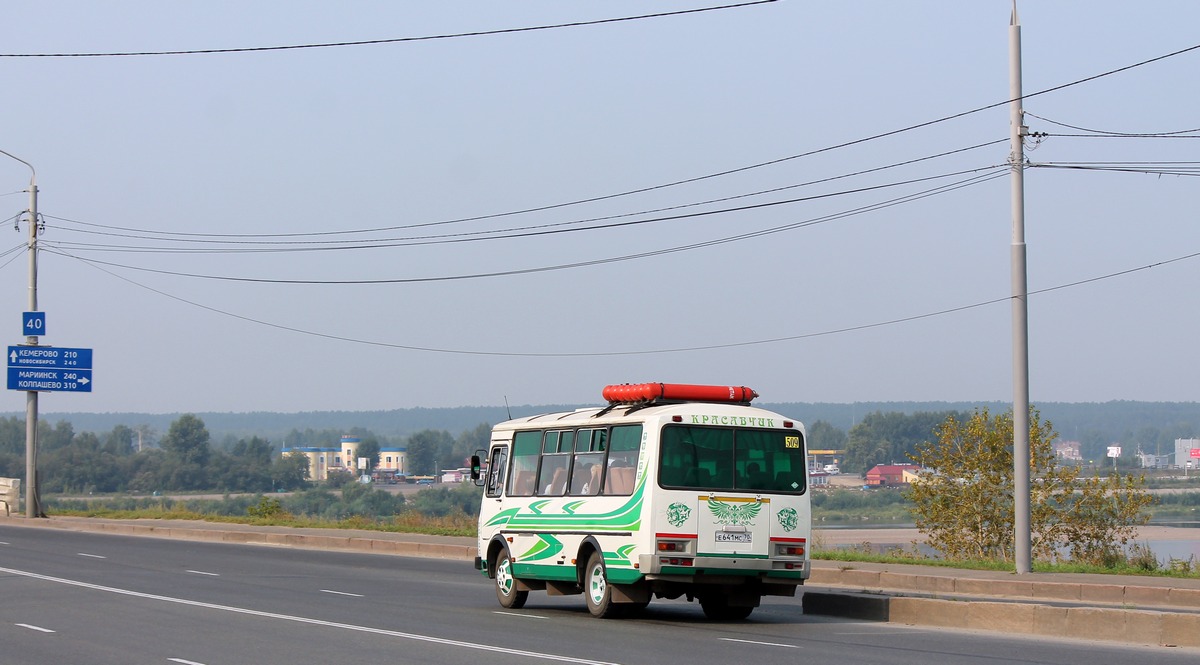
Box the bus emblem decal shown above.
[707,497,762,526]
[778,507,799,532]
[666,502,691,528]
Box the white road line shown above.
[0,541,10,545]
[0,566,620,665]
[320,589,364,597]
[77,553,107,559]
[15,623,55,633]
[185,570,219,577]
[168,659,206,665]
[493,611,549,619]
[717,637,799,649]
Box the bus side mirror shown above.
[470,454,482,483]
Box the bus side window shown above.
[508,430,542,497]
[486,447,508,498]
[602,424,642,496]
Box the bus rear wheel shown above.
[584,551,620,618]
[494,549,528,609]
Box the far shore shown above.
[815,524,1200,546]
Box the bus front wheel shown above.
[584,551,619,618]
[494,549,528,609]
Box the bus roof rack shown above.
[601,383,758,406]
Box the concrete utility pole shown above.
[1009,2,1032,574]
[1,148,42,518]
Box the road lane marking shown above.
[718,637,799,649]
[186,570,220,576]
[15,623,55,633]
[493,611,549,619]
[0,566,620,665]
[77,553,107,559]
[320,589,364,597]
[168,659,206,665]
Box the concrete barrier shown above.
[808,592,1200,648]
[0,478,19,516]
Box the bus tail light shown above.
[656,536,695,554]
[773,539,806,557]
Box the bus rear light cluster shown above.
[773,541,806,557]
[660,557,693,567]
[656,537,695,554]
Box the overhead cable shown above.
[41,169,1009,283]
[0,2,778,58]
[44,164,1007,254]
[53,240,1200,357]
[44,139,1007,243]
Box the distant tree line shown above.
[811,407,1199,475]
[0,414,492,495]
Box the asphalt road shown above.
[2,525,1198,665]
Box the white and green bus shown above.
[472,383,810,619]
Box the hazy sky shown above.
[1,1,1197,414]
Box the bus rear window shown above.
[659,424,806,494]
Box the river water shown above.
[815,520,1200,563]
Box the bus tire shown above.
[584,551,619,618]
[494,548,528,610]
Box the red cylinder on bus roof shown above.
[602,383,758,404]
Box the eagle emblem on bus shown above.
[707,497,762,526]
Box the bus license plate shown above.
[715,532,752,544]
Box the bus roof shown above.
[492,400,799,431]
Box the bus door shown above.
[484,444,509,501]
[660,425,793,559]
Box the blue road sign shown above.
[22,312,45,337]
[7,367,92,392]
[7,346,93,369]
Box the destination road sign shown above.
[7,367,92,392]
[7,346,93,370]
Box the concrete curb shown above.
[808,566,1200,611]
[2,516,479,561]
[802,592,1200,648]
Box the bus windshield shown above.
[658,424,806,494]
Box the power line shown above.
[44,163,1007,254]
[43,139,1008,243]
[1029,163,1200,177]
[1025,112,1200,137]
[0,2,778,58]
[35,39,1200,243]
[54,238,1200,358]
[42,169,1009,281]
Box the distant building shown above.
[1176,438,1200,468]
[1137,452,1172,469]
[1053,440,1082,462]
[283,435,407,482]
[865,463,920,487]
[809,470,830,487]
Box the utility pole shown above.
[1,148,42,518]
[1009,2,1032,574]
